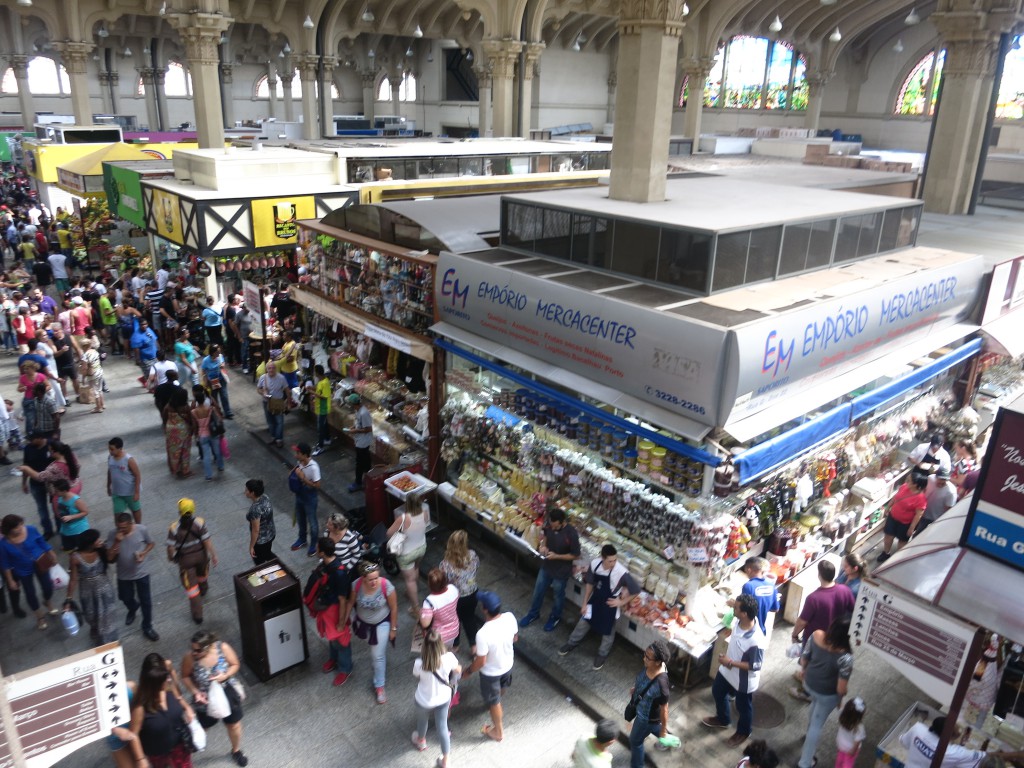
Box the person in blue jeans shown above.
[200,344,234,419]
[628,640,670,768]
[21,432,55,539]
[519,508,580,632]
[315,537,353,687]
[702,593,768,749]
[289,443,321,557]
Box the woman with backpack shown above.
[411,630,461,768]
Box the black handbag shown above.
[624,676,659,722]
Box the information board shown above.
[1,644,128,768]
[854,583,974,706]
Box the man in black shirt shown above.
[32,258,53,295]
[153,369,183,423]
[224,294,241,366]
[271,283,297,327]
[22,432,55,539]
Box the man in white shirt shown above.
[900,717,988,768]
[146,350,178,389]
[48,251,69,294]
[464,590,518,742]
[919,468,958,534]
[156,262,170,291]
[909,434,952,478]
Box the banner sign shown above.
[980,255,1024,325]
[436,252,728,426]
[1,644,128,768]
[854,582,974,707]
[962,408,1024,571]
[251,197,317,249]
[723,255,986,424]
[151,188,183,244]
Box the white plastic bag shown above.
[205,680,231,719]
[187,716,207,752]
[786,642,804,660]
[49,563,70,590]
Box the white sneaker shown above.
[311,446,324,456]
[9,468,22,476]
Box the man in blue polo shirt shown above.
[737,557,779,635]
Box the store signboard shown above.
[103,164,149,228]
[151,188,183,245]
[1,644,128,768]
[251,196,317,249]
[436,252,729,426]
[854,582,974,706]
[724,256,986,425]
[980,255,1024,325]
[242,280,262,317]
[364,322,413,354]
[961,407,1024,571]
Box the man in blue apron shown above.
[557,544,640,670]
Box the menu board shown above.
[1,644,128,768]
[854,583,975,706]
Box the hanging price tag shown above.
[623,493,632,504]
[600,481,613,493]
[568,474,581,485]
[663,544,676,560]
[553,464,564,477]
[687,547,708,563]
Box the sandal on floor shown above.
[37,618,48,630]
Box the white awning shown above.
[981,312,1024,358]
[723,322,979,443]
[432,321,711,442]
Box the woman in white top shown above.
[387,490,428,618]
[411,630,461,768]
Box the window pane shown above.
[436,157,459,177]
[997,45,1024,119]
[764,43,794,109]
[658,229,710,293]
[791,55,808,110]
[610,220,659,279]
[377,78,391,101]
[164,62,191,96]
[458,157,483,176]
[747,226,782,281]
[834,216,864,263]
[712,231,749,291]
[704,49,725,107]
[896,52,937,115]
[344,206,381,239]
[535,209,572,260]
[27,57,61,95]
[723,37,769,109]
[897,207,919,248]
[1,67,17,93]
[808,220,835,269]
[503,202,540,250]
[879,209,902,253]
[855,211,883,258]
[571,214,593,265]
[779,222,812,275]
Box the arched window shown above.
[996,39,1024,120]
[682,37,807,110]
[377,72,417,102]
[895,49,944,116]
[138,61,193,96]
[254,71,338,99]
[15,56,71,95]
[1,68,17,94]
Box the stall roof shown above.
[57,143,161,176]
[142,176,358,201]
[292,138,612,158]
[103,159,175,174]
[501,176,919,233]
[377,196,500,253]
[874,499,1024,645]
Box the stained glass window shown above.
[686,37,807,111]
[996,39,1024,120]
[895,50,944,116]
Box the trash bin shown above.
[233,559,308,681]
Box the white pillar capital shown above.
[54,41,95,75]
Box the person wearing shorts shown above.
[463,590,518,742]
[877,476,928,563]
[166,499,217,624]
[107,437,143,523]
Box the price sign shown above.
[623,493,632,504]
[553,464,564,477]
[663,545,676,560]
[568,474,581,485]
[600,481,613,493]
[687,547,708,563]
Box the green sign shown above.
[0,133,18,163]
[103,163,146,228]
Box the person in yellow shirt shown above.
[312,364,332,456]
[278,330,301,388]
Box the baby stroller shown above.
[365,522,400,576]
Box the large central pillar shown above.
[168,11,233,147]
[361,70,376,124]
[9,55,34,129]
[137,68,160,131]
[295,54,320,139]
[922,8,1007,215]
[54,41,95,124]
[483,40,523,138]
[608,0,686,202]
[154,67,170,131]
[519,42,544,138]
[321,57,337,136]
[681,57,713,141]
[804,71,830,132]
[475,65,492,137]
[267,63,279,119]
[388,67,403,117]
[280,68,295,122]
[220,64,235,127]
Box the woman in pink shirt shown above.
[420,569,460,650]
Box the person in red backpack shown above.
[309,537,352,687]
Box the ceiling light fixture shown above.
[426,46,433,62]
[904,7,920,25]
[123,46,132,56]
[303,15,315,29]
[819,0,837,5]
[17,0,33,7]
[682,2,689,16]
[465,48,473,62]
[368,48,375,58]
[893,38,904,53]
[220,33,228,44]
[97,25,109,38]
[362,9,375,22]
[143,44,150,53]
[406,45,414,57]
[159,1,167,14]
[571,36,581,51]
[283,42,291,53]
[829,27,842,42]
[278,50,285,58]
[769,15,782,33]
[1012,36,1021,51]
[413,24,423,38]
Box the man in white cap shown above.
[345,393,373,492]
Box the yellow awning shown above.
[56,144,160,198]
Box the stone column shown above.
[321,56,337,134]
[108,71,120,115]
[9,55,34,128]
[295,53,320,139]
[519,42,544,138]
[482,40,523,138]
[54,41,95,124]
[137,67,160,131]
[168,11,233,148]
[922,10,1006,215]
[608,0,686,202]
[280,69,295,122]
[606,70,617,125]
[804,71,830,132]
[361,70,376,124]
[388,67,403,117]
[219,63,235,127]
[475,65,492,137]
[98,71,114,114]
[681,57,714,140]
[266,64,279,119]
[153,68,170,131]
